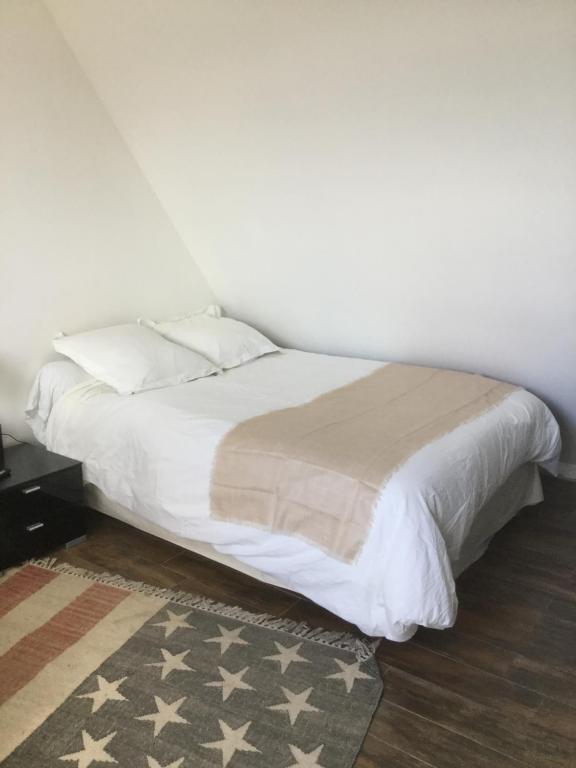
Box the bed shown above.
[26,349,561,641]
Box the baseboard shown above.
[557,462,576,481]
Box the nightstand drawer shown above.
[0,505,86,569]
[0,484,75,526]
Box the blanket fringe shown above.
[26,558,380,661]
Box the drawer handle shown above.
[26,522,45,532]
[22,485,41,495]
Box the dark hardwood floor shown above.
[54,475,576,767]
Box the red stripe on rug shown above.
[0,566,59,619]
[0,582,127,705]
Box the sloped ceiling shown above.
[43,0,576,460]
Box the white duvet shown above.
[28,350,561,640]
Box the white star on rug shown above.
[201,719,260,767]
[151,609,194,638]
[146,758,184,768]
[136,696,188,737]
[205,665,255,702]
[326,658,374,693]
[77,675,127,713]
[286,744,326,768]
[204,624,249,655]
[147,648,194,680]
[268,686,320,726]
[59,730,117,768]
[264,641,311,674]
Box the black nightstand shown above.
[0,443,87,570]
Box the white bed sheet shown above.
[32,350,561,640]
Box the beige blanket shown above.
[210,363,517,562]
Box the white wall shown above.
[0,0,214,441]
[23,1,576,461]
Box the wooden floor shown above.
[55,475,576,768]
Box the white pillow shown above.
[25,361,93,443]
[53,324,219,394]
[141,314,279,370]
[150,303,222,322]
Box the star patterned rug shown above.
[0,561,382,768]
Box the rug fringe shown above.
[27,558,380,661]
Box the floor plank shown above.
[366,703,525,768]
[163,550,301,615]
[377,642,573,766]
[413,626,576,709]
[52,476,576,766]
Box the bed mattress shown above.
[28,350,561,640]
